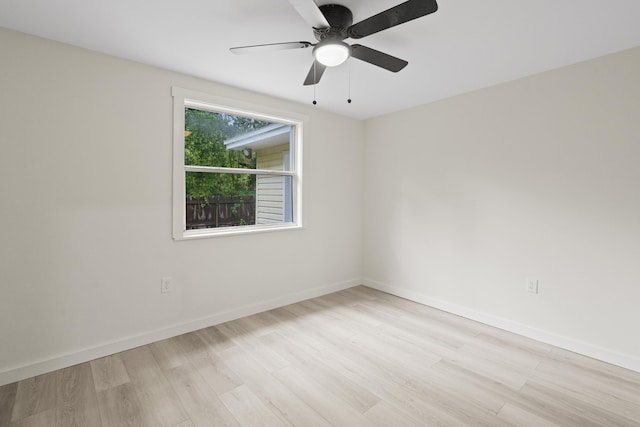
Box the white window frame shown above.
[172,87,304,240]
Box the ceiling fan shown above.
[230,0,438,86]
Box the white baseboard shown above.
[0,278,361,386]
[363,278,640,374]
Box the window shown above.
[172,88,303,239]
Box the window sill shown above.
[174,223,303,240]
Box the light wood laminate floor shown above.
[2,286,640,426]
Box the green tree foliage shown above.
[184,108,270,199]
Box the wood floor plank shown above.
[171,331,210,356]
[530,363,640,423]
[186,348,243,396]
[475,330,553,361]
[497,402,564,427]
[535,355,640,406]
[451,342,533,389]
[315,289,368,307]
[96,383,145,427]
[193,326,236,353]
[272,364,371,426]
[164,363,239,427]
[512,382,604,426]
[336,286,379,301]
[371,290,498,338]
[10,371,57,422]
[397,376,515,427]
[549,346,640,385]
[265,307,331,354]
[345,303,463,359]
[289,300,362,340]
[219,346,332,427]
[54,362,103,427]
[8,409,56,427]
[362,401,421,427]
[169,330,246,396]
[518,380,640,426]
[312,297,383,329]
[0,382,17,427]
[233,312,282,338]
[219,385,288,427]
[312,346,468,426]
[215,322,290,373]
[415,361,508,415]
[90,354,130,392]
[119,346,187,427]
[346,325,443,370]
[427,359,517,414]
[353,301,472,349]
[463,334,544,371]
[258,331,381,414]
[149,337,191,371]
[4,286,640,426]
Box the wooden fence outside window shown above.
[186,196,255,229]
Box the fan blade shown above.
[287,0,330,28]
[348,0,438,39]
[303,61,327,85]
[230,41,312,55]
[351,44,408,72]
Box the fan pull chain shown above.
[312,61,317,105]
[347,60,352,104]
[310,60,354,105]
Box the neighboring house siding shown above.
[256,143,289,224]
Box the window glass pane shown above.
[185,172,293,230]
[185,108,292,170]
[185,172,256,229]
[255,175,294,225]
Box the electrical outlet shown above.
[161,277,174,293]
[526,278,538,294]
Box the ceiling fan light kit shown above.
[313,40,351,67]
[230,0,438,86]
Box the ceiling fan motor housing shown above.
[313,4,353,41]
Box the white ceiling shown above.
[1,0,639,120]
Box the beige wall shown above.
[0,28,365,384]
[363,47,640,371]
